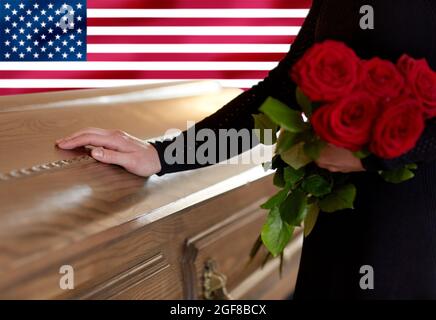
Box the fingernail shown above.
[93,148,103,158]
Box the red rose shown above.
[361,57,404,100]
[370,98,425,159]
[397,54,416,76]
[291,40,360,102]
[311,91,379,151]
[400,56,436,118]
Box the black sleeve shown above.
[362,120,436,171]
[151,0,323,176]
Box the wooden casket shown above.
[0,81,302,299]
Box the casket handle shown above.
[203,259,233,300]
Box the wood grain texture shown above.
[0,83,302,299]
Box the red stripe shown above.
[88,0,312,9]
[87,52,286,61]
[0,70,269,79]
[0,88,85,96]
[87,17,305,27]
[87,35,296,44]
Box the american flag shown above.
[0,0,311,96]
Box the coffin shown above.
[0,82,303,299]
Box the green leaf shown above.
[273,168,286,188]
[303,139,326,161]
[280,142,312,170]
[259,97,308,133]
[252,113,277,145]
[319,184,356,213]
[261,188,289,210]
[353,149,371,159]
[406,163,418,170]
[296,87,312,117]
[280,189,308,226]
[261,207,294,257]
[302,174,332,197]
[304,203,320,237]
[283,166,305,186]
[275,130,298,154]
[380,164,417,184]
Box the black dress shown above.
[151,0,436,299]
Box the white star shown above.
[55,46,60,52]
[4,28,11,34]
[77,28,82,34]
[26,22,32,28]
[62,3,68,9]
[77,16,82,21]
[55,22,60,27]
[19,16,25,21]
[55,34,60,39]
[77,3,83,9]
[5,3,11,10]
[48,28,53,34]
[62,40,68,46]
[48,52,54,58]
[69,46,75,52]
[19,53,25,59]
[69,22,75,28]
[12,46,18,52]
[76,53,82,59]
[69,9,75,15]
[19,3,25,9]
[5,53,11,59]
[5,40,10,46]
[41,22,46,28]
[48,40,53,46]
[62,52,68,59]
[76,40,82,46]
[41,46,46,52]
[26,34,32,40]
[55,10,61,15]
[33,28,39,33]
[33,53,39,58]
[12,22,17,27]
[33,40,39,46]
[41,10,46,15]
[48,3,54,9]
[5,15,10,21]
[18,40,24,46]
[26,9,32,15]
[26,46,32,52]
[41,34,46,40]
[19,28,24,34]
[69,34,75,40]
[48,16,54,21]
[33,16,39,21]
[11,9,17,15]
[62,28,68,33]
[12,34,17,40]
[34,4,39,9]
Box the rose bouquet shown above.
[252,40,436,260]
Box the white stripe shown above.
[86,44,290,53]
[87,26,301,36]
[87,9,310,18]
[0,61,279,71]
[0,79,260,88]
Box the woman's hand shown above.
[315,144,365,173]
[56,128,162,177]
